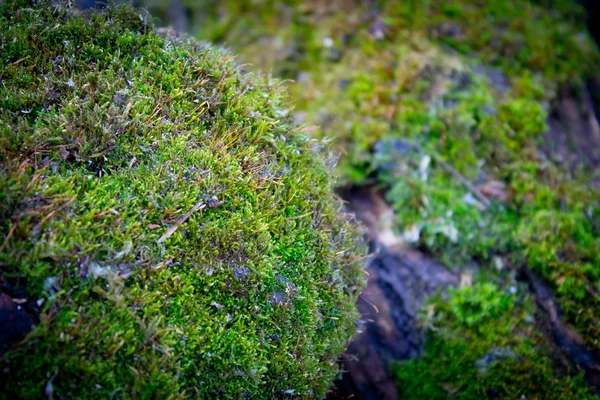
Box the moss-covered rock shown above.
[0,1,366,398]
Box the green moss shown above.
[146,0,598,181]
[394,281,597,399]
[0,1,366,398]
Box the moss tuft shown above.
[0,1,366,398]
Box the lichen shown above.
[0,1,366,398]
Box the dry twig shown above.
[157,202,205,243]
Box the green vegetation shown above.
[0,1,366,398]
[140,0,600,397]
[395,281,596,399]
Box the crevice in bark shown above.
[329,187,460,399]
[519,267,600,395]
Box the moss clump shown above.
[139,0,600,396]
[0,1,366,398]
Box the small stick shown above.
[0,217,21,254]
[434,156,491,207]
[9,55,30,66]
[157,202,205,243]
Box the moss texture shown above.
[139,0,600,397]
[0,1,366,398]
[395,281,597,399]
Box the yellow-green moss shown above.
[0,1,366,398]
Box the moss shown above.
[0,1,366,398]
[140,0,599,396]
[394,281,597,399]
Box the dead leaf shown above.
[207,196,224,208]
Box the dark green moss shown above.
[0,1,366,398]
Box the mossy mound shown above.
[140,0,600,397]
[0,1,366,398]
